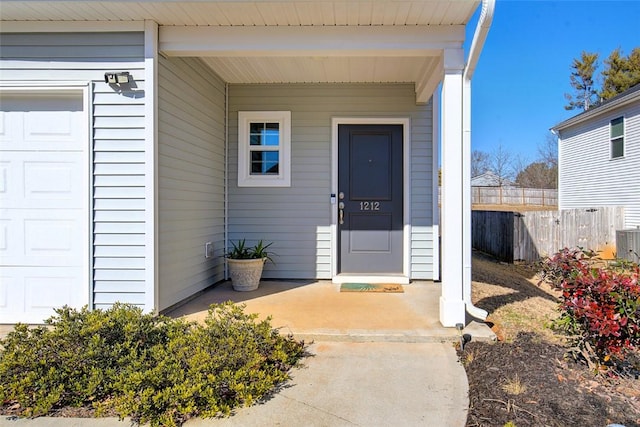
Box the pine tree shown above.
[564,51,599,111]
[600,47,640,100]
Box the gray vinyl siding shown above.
[559,101,640,228]
[158,57,226,310]
[0,32,144,81]
[228,83,436,279]
[0,32,148,309]
[410,104,435,279]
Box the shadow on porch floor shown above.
[164,280,495,343]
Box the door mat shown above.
[340,283,404,293]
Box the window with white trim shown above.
[610,116,624,159]
[238,111,291,187]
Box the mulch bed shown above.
[461,332,640,427]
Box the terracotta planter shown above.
[227,258,266,291]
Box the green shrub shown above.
[0,302,306,426]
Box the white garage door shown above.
[0,89,89,323]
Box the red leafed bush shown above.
[539,248,640,370]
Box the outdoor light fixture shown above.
[104,71,130,84]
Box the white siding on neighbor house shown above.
[559,101,640,228]
[228,83,436,279]
[0,32,148,309]
[157,57,226,311]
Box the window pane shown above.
[251,151,280,175]
[263,127,280,146]
[250,122,264,133]
[611,137,624,158]
[249,122,279,146]
[611,117,624,138]
[249,122,264,146]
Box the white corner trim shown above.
[85,84,94,310]
[0,20,145,32]
[330,117,411,280]
[144,20,159,314]
[432,90,441,282]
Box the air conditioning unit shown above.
[616,228,640,263]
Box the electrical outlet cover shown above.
[205,242,214,258]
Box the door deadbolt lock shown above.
[338,192,344,200]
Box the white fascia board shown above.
[160,25,465,57]
[553,91,640,132]
[0,20,145,32]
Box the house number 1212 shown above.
[360,201,380,211]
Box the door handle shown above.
[338,201,344,225]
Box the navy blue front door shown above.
[338,124,403,273]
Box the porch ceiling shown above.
[1,0,480,102]
[0,1,479,26]
[200,56,439,85]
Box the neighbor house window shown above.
[610,116,624,159]
[238,111,291,187]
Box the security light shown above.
[104,71,130,84]
[116,72,130,84]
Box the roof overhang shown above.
[0,0,481,103]
[552,85,640,132]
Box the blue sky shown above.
[465,0,640,162]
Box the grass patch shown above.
[501,374,527,395]
[0,302,307,426]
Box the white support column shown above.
[439,48,466,327]
[462,79,489,321]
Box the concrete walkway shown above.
[1,280,495,427]
[3,341,469,427]
[166,280,494,344]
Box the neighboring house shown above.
[0,0,495,327]
[471,171,515,187]
[552,83,640,228]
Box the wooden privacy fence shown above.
[472,207,625,262]
[472,187,557,207]
[438,187,558,207]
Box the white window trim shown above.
[610,115,625,160]
[238,111,291,187]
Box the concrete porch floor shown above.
[164,280,496,343]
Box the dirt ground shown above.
[465,251,640,427]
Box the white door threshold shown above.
[332,274,410,285]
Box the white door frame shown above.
[0,82,92,318]
[330,117,411,284]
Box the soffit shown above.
[0,1,478,26]
[202,56,439,84]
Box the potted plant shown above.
[226,239,274,291]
